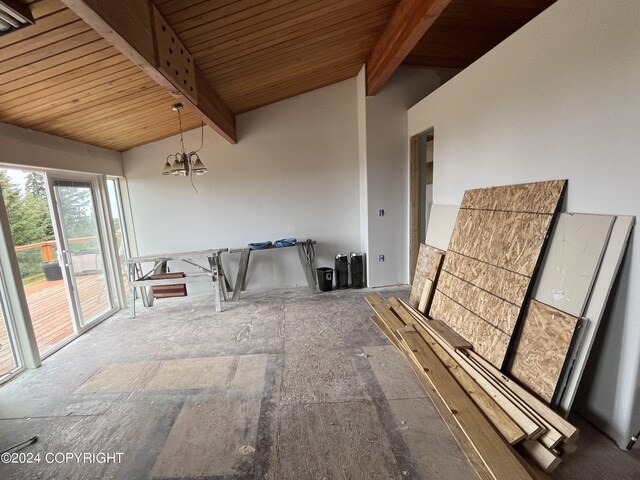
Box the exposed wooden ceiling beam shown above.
[60,0,236,144]
[366,0,451,95]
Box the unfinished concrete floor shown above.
[0,286,639,479]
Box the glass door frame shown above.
[0,267,25,384]
[45,172,119,336]
[104,177,133,310]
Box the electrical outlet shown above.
[378,254,385,262]
[378,209,385,216]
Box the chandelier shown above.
[161,103,208,177]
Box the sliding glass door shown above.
[1,167,124,367]
[50,178,115,327]
[1,167,76,356]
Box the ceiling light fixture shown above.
[0,1,34,35]
[161,103,208,190]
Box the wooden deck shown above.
[0,274,115,375]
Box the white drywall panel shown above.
[425,204,459,251]
[559,216,635,415]
[533,213,614,317]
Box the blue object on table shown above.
[248,241,273,250]
[275,237,297,247]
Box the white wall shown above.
[0,122,122,176]
[357,67,370,279]
[408,0,640,447]
[123,79,362,290]
[364,66,458,287]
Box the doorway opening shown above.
[409,129,434,281]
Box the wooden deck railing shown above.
[14,236,102,263]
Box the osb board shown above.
[431,180,565,369]
[426,204,460,251]
[430,293,509,368]
[437,271,520,335]
[556,215,634,414]
[75,355,267,395]
[141,355,267,394]
[533,213,614,317]
[444,251,529,306]
[508,300,581,403]
[448,209,552,276]
[75,362,148,394]
[410,244,445,307]
[461,180,566,214]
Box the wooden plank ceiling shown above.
[0,0,553,152]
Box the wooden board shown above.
[398,327,534,480]
[430,293,510,367]
[397,298,473,350]
[461,180,566,214]
[425,204,459,251]
[150,272,187,298]
[400,345,495,480]
[448,209,552,276]
[430,180,566,368]
[404,326,526,445]
[555,215,635,414]
[365,295,405,332]
[395,302,547,443]
[409,243,444,307]
[508,300,581,403]
[534,213,614,317]
[468,350,579,443]
[445,251,530,306]
[417,278,434,313]
[437,271,521,334]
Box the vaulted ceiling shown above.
[0,0,554,152]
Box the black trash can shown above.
[335,253,348,289]
[350,252,364,288]
[316,267,334,292]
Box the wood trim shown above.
[366,0,451,95]
[409,135,420,281]
[60,0,237,143]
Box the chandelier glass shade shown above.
[161,103,208,178]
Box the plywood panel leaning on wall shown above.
[508,299,582,403]
[409,243,445,309]
[429,180,566,368]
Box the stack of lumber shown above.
[366,294,579,478]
